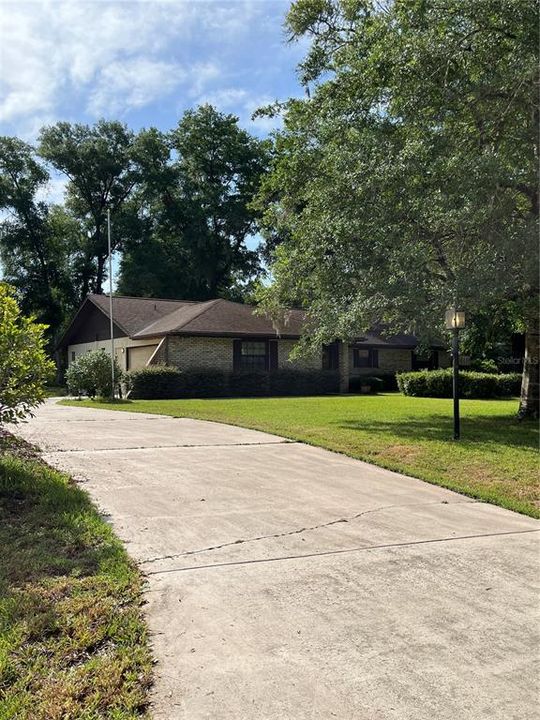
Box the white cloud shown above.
[0,0,293,136]
[195,87,283,133]
[0,0,243,126]
[88,58,186,116]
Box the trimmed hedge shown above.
[396,369,521,399]
[349,372,398,393]
[128,365,340,399]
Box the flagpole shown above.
[107,208,115,399]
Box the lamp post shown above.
[445,309,466,440]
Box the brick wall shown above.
[162,336,324,372]
[349,348,413,376]
[166,336,234,370]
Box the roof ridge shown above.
[134,298,219,337]
[88,293,199,304]
[173,298,222,331]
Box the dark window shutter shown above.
[269,340,278,371]
[331,343,339,370]
[371,349,379,368]
[233,339,242,371]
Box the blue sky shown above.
[0,0,307,276]
[0,0,307,195]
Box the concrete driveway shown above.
[14,400,539,720]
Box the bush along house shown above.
[58,294,450,395]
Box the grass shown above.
[61,393,540,518]
[0,432,152,720]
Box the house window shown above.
[240,340,267,370]
[412,350,438,370]
[353,348,378,368]
[71,351,76,362]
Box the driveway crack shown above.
[139,499,477,566]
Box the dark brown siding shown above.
[67,303,125,344]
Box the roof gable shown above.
[87,294,194,336]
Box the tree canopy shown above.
[257,0,538,415]
[118,105,270,300]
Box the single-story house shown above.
[59,294,450,392]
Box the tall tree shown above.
[38,120,141,298]
[118,105,270,300]
[0,137,75,343]
[257,0,538,417]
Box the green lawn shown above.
[0,433,152,720]
[61,393,539,518]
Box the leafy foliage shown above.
[257,0,538,414]
[65,350,123,398]
[38,120,146,298]
[118,105,270,300]
[0,283,55,424]
[0,138,76,345]
[397,369,521,399]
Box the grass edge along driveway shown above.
[61,393,539,518]
[0,433,152,720]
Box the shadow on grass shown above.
[338,414,539,450]
[0,444,152,720]
[0,455,123,588]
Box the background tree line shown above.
[0,105,270,348]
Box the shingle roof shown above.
[88,294,196,336]
[132,298,306,339]
[62,294,435,349]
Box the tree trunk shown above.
[94,255,105,294]
[518,316,539,420]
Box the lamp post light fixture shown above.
[445,308,466,440]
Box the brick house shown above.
[59,294,450,392]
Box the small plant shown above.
[66,350,123,398]
[0,283,55,423]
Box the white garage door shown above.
[127,345,158,371]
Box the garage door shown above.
[127,345,158,371]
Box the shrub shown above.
[128,365,340,399]
[469,358,499,374]
[66,350,123,398]
[496,373,522,397]
[127,365,182,399]
[229,370,270,397]
[181,369,229,398]
[397,369,522,399]
[269,369,339,396]
[0,283,55,423]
